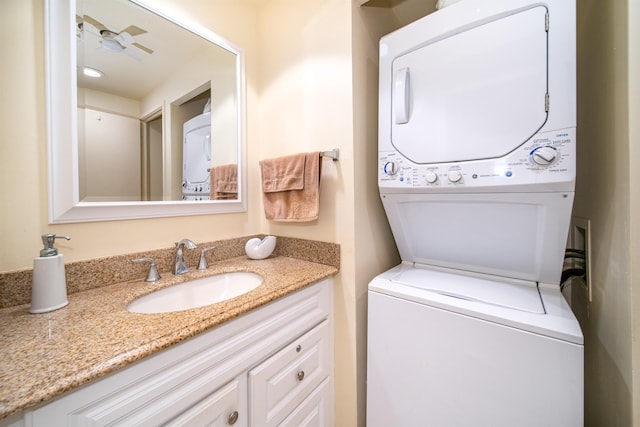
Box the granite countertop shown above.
[0,255,337,419]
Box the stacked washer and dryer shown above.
[182,100,213,201]
[367,0,583,426]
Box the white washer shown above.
[367,0,583,425]
[368,264,583,426]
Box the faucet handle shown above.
[133,258,161,282]
[197,247,216,270]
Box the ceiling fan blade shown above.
[123,46,145,61]
[114,32,135,46]
[82,15,107,32]
[120,25,147,37]
[80,20,102,38]
[132,42,154,55]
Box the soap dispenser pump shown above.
[30,234,71,314]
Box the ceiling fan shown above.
[78,15,154,61]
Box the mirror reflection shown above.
[76,0,238,202]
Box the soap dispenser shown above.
[30,234,71,314]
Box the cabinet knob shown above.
[296,345,302,352]
[297,370,305,381]
[228,410,239,425]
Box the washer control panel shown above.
[182,180,211,200]
[379,128,575,190]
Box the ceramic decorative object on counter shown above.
[245,236,277,260]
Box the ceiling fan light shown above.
[83,67,104,78]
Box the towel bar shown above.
[320,149,339,161]
[207,149,339,172]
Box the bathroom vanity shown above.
[0,252,337,426]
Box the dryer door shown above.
[391,6,548,164]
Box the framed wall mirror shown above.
[46,0,246,223]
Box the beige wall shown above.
[255,1,364,423]
[575,0,638,424]
[1,0,47,269]
[80,108,141,201]
[252,2,429,423]
[629,0,640,423]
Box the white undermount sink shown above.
[127,272,263,314]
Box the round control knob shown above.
[447,170,462,183]
[425,171,438,184]
[384,161,398,176]
[531,146,558,166]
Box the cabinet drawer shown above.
[166,377,244,427]
[249,320,330,427]
[279,378,331,427]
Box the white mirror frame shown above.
[45,0,247,223]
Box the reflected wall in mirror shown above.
[46,0,246,222]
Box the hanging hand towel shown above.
[210,163,238,200]
[260,152,322,222]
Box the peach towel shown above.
[210,163,238,200]
[260,152,322,222]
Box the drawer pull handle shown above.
[297,370,305,381]
[228,410,239,425]
[296,345,302,352]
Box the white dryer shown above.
[367,0,583,426]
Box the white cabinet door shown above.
[248,320,330,427]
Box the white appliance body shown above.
[368,264,583,427]
[182,112,212,200]
[368,0,583,425]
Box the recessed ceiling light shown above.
[83,67,104,78]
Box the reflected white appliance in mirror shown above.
[45,0,246,223]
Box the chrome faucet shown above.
[174,239,197,275]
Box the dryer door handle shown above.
[394,67,411,124]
